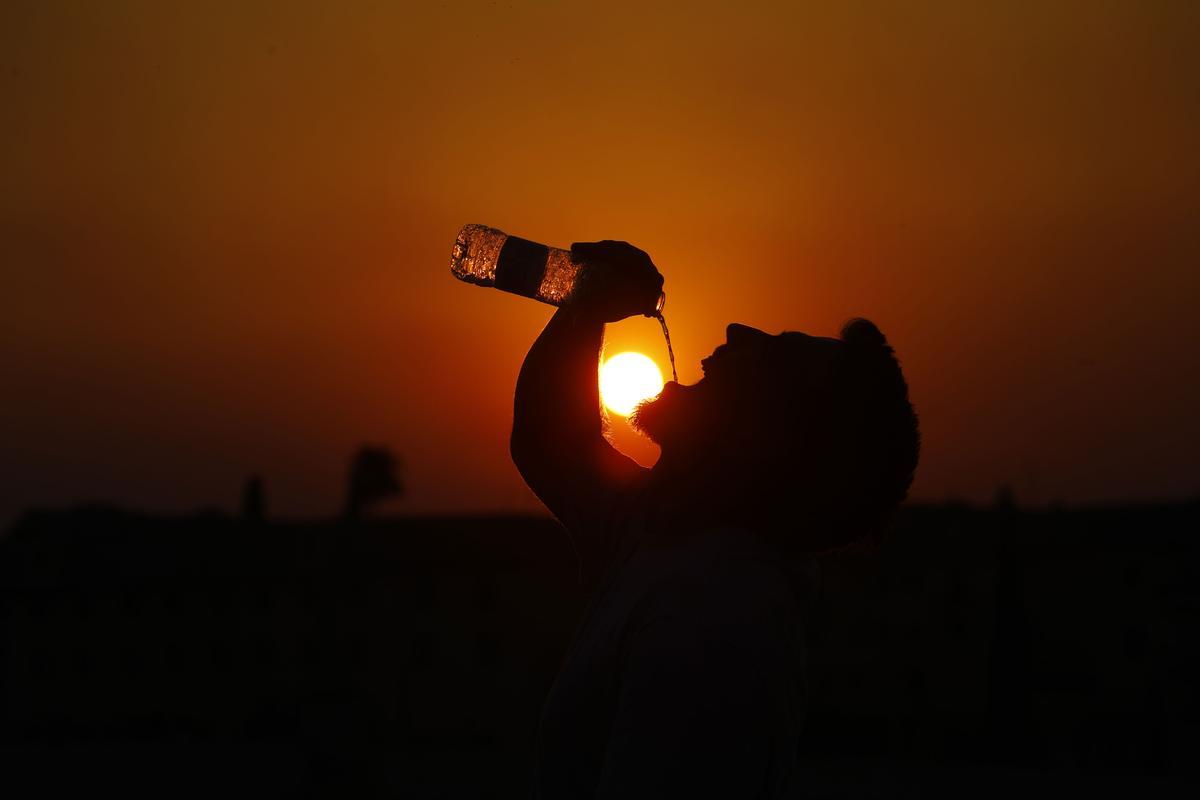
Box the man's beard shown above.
[629,384,691,447]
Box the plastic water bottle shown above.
[449,224,666,313]
[449,224,677,381]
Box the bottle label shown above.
[494,236,550,298]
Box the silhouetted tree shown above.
[241,474,265,523]
[993,484,1017,514]
[343,446,403,521]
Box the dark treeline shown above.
[0,503,1197,798]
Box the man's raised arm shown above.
[510,241,663,566]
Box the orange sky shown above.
[3,1,1198,524]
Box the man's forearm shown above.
[508,243,657,534]
[512,306,606,458]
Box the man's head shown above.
[631,319,919,553]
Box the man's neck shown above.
[648,447,749,525]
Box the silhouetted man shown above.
[512,241,919,798]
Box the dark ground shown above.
[1,503,1197,798]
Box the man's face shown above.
[631,323,840,449]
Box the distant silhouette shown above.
[511,241,919,798]
[241,474,265,523]
[994,483,1018,514]
[343,446,403,521]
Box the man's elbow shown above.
[509,427,542,478]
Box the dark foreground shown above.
[1,503,1197,798]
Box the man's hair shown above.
[757,319,920,554]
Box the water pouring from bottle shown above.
[655,311,678,384]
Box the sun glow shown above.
[600,351,665,417]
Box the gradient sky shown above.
[3,1,1198,525]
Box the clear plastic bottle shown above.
[449,223,666,313]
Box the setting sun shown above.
[599,352,665,417]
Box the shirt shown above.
[532,505,807,799]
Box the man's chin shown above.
[627,400,656,441]
[629,389,679,445]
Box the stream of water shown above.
[656,313,678,383]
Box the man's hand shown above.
[568,241,665,323]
